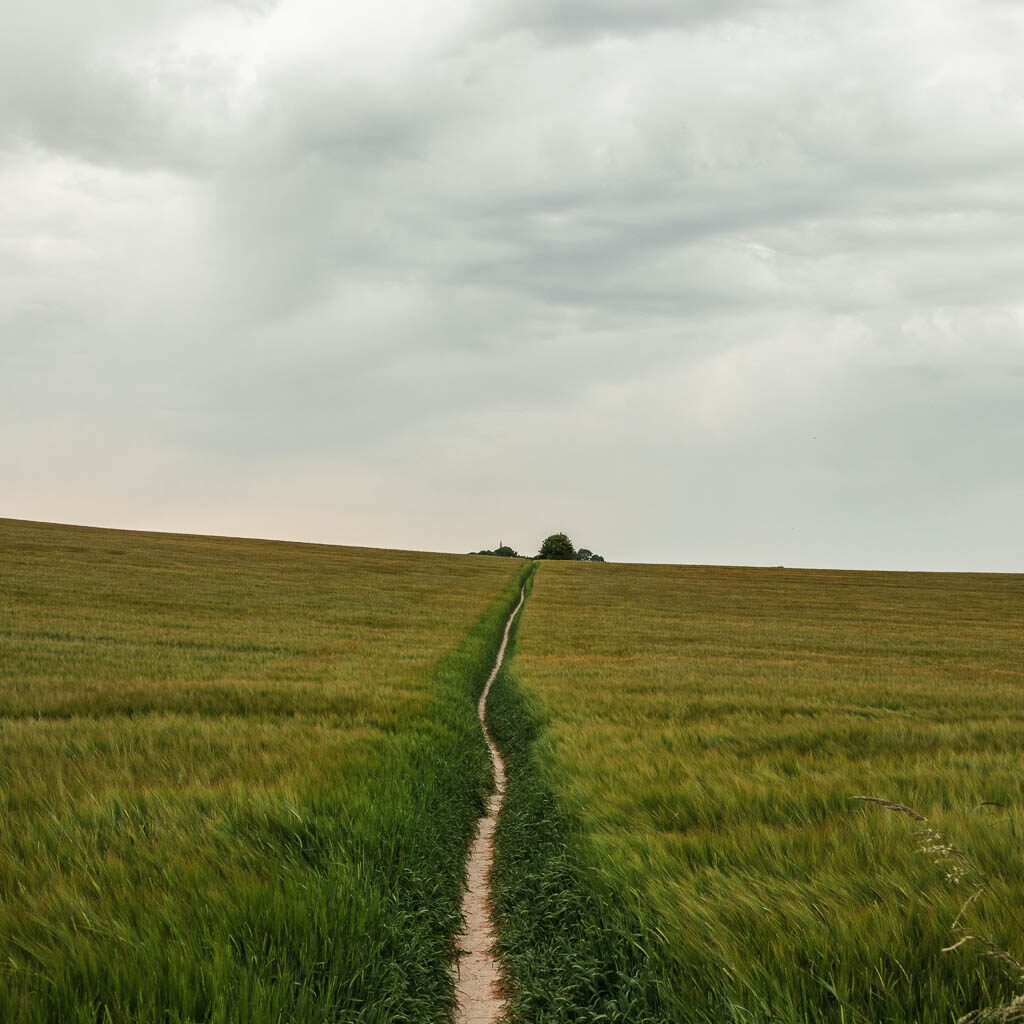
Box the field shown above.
[6,519,1023,1023]
[0,518,528,1024]
[492,560,1024,1023]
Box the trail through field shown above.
[453,584,526,1024]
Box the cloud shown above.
[477,0,775,43]
[2,0,1023,569]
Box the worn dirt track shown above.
[452,584,526,1024]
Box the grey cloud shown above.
[478,0,776,42]
[2,0,1023,569]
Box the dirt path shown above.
[452,585,526,1024]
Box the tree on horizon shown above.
[537,533,575,560]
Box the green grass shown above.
[494,560,1024,1023]
[489,566,664,1023]
[0,517,530,1023]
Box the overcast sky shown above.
[3,0,1022,570]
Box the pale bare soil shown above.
[452,586,525,1024]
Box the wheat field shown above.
[0,517,528,1023]
[495,559,1024,1023]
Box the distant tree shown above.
[537,533,575,560]
[474,542,519,557]
[575,548,593,561]
[590,554,605,562]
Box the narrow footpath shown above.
[452,584,526,1024]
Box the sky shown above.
[2,0,1022,570]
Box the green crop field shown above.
[492,560,1024,1024]
[6,519,1023,1024]
[0,518,529,1024]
